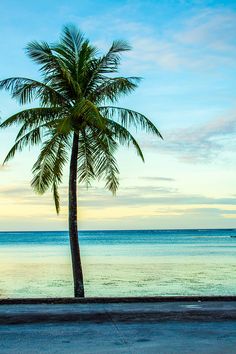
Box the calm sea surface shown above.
[0,229,236,298]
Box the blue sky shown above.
[0,0,236,230]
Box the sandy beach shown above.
[1,259,236,298]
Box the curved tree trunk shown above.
[69,132,85,297]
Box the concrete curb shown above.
[1,295,236,305]
[1,298,236,324]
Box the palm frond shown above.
[0,77,67,106]
[83,39,131,95]
[52,182,60,214]
[31,133,69,212]
[91,130,119,194]
[55,25,97,70]
[60,25,85,56]
[26,40,59,74]
[99,106,163,138]
[0,107,62,134]
[107,119,144,161]
[3,127,42,164]
[71,98,106,131]
[26,41,81,100]
[92,40,131,74]
[90,77,140,104]
[77,130,95,186]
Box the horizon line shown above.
[0,227,236,233]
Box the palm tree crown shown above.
[0,25,162,211]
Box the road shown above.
[0,300,236,353]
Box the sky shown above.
[0,0,236,230]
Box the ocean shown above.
[0,229,236,298]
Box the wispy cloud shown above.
[6,2,233,76]
[174,8,236,52]
[1,183,236,230]
[79,6,236,72]
[2,181,236,208]
[140,176,175,182]
[144,109,236,162]
[130,7,236,71]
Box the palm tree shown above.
[0,25,162,297]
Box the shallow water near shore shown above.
[0,229,236,298]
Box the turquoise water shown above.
[0,229,236,297]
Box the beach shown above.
[0,229,236,298]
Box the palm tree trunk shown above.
[69,132,85,297]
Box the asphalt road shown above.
[0,300,236,353]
